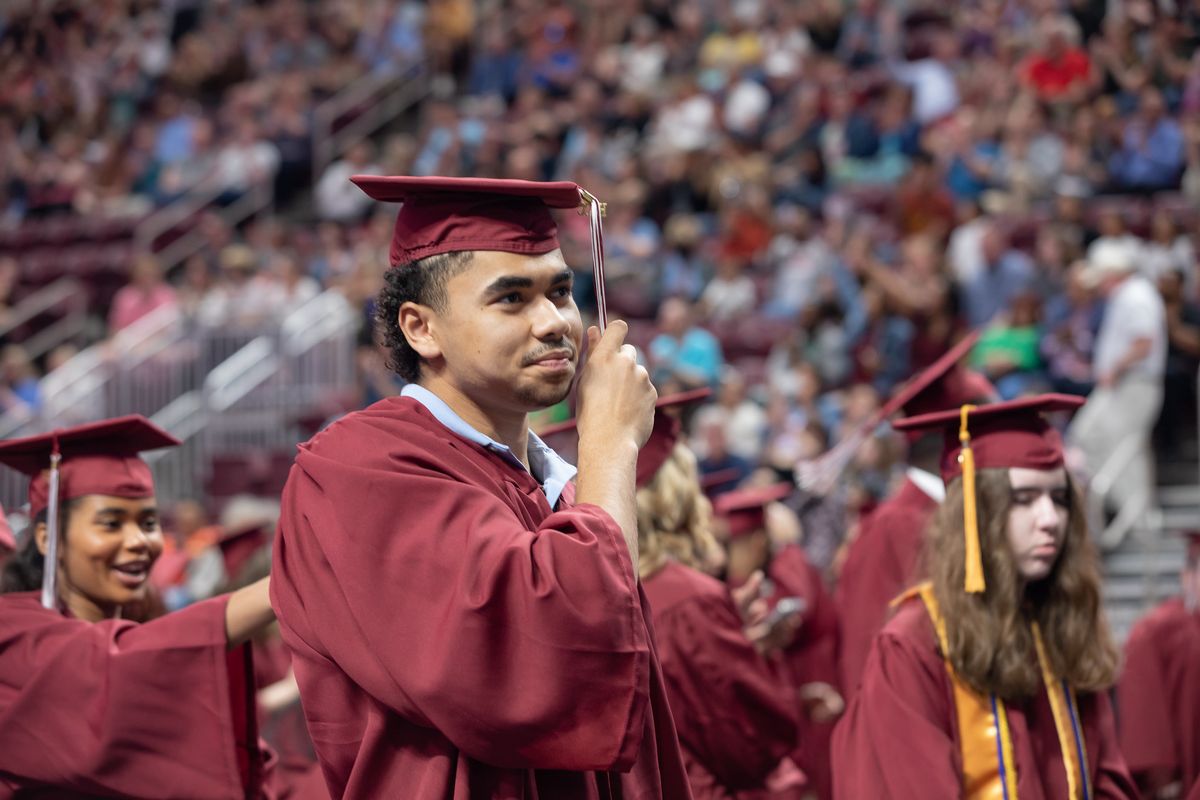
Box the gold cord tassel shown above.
[959,405,985,593]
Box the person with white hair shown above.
[1066,238,1166,522]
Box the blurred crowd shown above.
[1,0,1198,556]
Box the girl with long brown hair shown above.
[831,395,1138,799]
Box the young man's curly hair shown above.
[375,251,474,382]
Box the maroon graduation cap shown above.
[217,521,269,581]
[351,175,611,329]
[539,387,713,487]
[0,415,180,608]
[893,393,1084,593]
[876,330,995,420]
[797,331,994,493]
[712,482,793,538]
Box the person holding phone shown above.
[714,485,843,800]
[631,391,807,799]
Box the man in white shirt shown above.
[1068,239,1167,521]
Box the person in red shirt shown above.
[271,177,691,799]
[0,416,280,798]
[833,396,1137,799]
[1019,15,1095,103]
[1117,531,1200,799]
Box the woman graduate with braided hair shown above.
[831,395,1137,799]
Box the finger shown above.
[746,571,764,594]
[595,318,628,353]
[618,343,638,362]
[586,326,601,352]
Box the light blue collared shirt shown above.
[401,384,577,508]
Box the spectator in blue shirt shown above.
[649,297,724,390]
[959,223,1036,327]
[1109,87,1185,192]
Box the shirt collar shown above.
[401,384,576,507]
[906,466,946,503]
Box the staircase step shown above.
[1157,462,1199,486]
[1102,578,1181,604]
[1156,484,1200,507]
[1103,548,1187,576]
[1160,507,1200,530]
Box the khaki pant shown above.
[1067,377,1163,513]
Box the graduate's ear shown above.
[34,521,48,557]
[398,301,443,361]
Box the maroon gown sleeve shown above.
[272,438,652,774]
[1117,609,1177,779]
[0,593,257,799]
[835,485,931,702]
[1085,689,1141,800]
[830,602,961,800]
[655,589,798,793]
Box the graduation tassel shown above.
[580,188,608,333]
[40,439,62,610]
[959,404,985,594]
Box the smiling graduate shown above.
[0,415,280,799]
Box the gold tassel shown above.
[959,405,985,593]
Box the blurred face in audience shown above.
[724,528,769,584]
[658,297,691,338]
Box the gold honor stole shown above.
[897,584,1092,800]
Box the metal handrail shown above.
[0,277,88,361]
[1089,431,1155,551]
[311,63,426,180]
[158,182,273,274]
[281,290,356,355]
[204,336,279,412]
[133,178,220,254]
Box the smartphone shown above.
[764,596,807,630]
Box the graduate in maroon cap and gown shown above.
[832,395,1138,799]
[835,332,997,701]
[714,486,843,800]
[1117,531,1200,799]
[0,416,280,799]
[271,176,691,799]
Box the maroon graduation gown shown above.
[0,591,267,799]
[1117,597,1200,791]
[271,397,691,799]
[831,599,1139,799]
[643,560,800,799]
[834,476,936,703]
[767,544,840,800]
